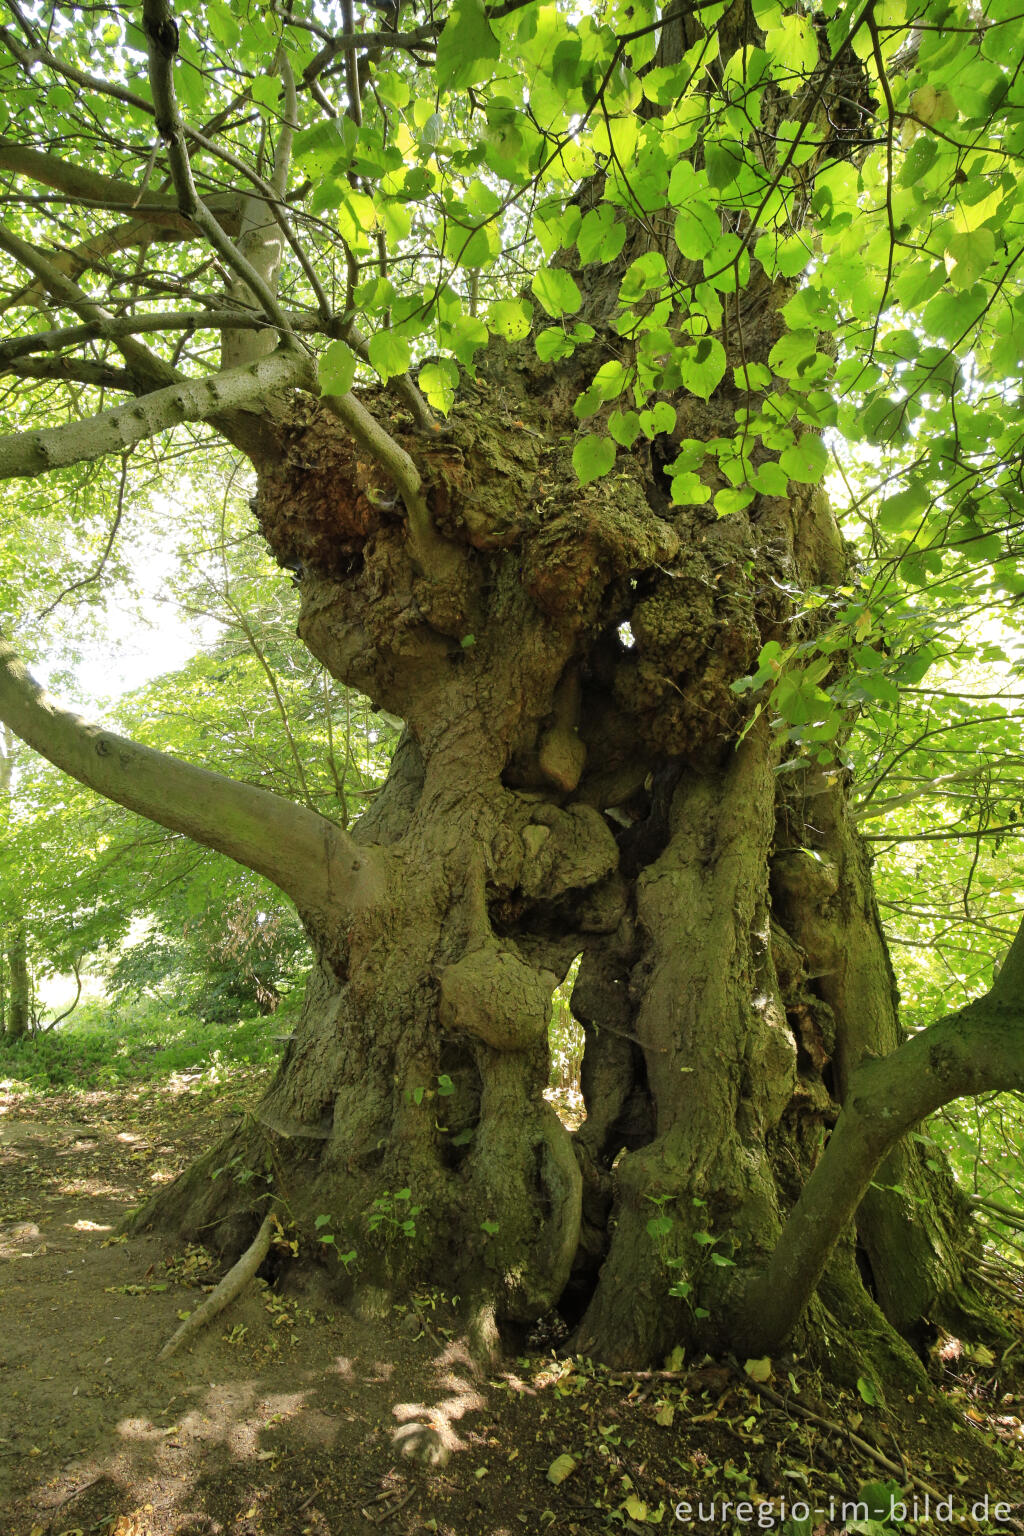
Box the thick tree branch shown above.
[220,48,304,367]
[738,921,1024,1354]
[0,636,383,920]
[0,220,177,390]
[0,309,327,364]
[0,356,137,391]
[0,137,243,229]
[341,319,438,434]
[319,389,456,578]
[0,218,244,318]
[0,347,312,479]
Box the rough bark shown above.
[1,8,1002,1365]
[125,289,1002,1380]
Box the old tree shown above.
[2,0,1024,1378]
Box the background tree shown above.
[0,469,399,1025]
[0,0,1023,1379]
[1,725,33,1039]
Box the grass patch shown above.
[0,988,301,1093]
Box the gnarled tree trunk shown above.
[1,0,1022,1390]
[128,315,998,1380]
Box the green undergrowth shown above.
[0,987,302,1093]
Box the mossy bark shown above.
[133,280,997,1376]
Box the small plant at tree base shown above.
[366,1188,421,1242]
[645,1195,734,1321]
[314,1212,357,1271]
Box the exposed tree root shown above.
[156,1212,275,1361]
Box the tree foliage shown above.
[1,0,1024,1366]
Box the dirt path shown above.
[2,1080,1022,1536]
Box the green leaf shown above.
[779,434,828,484]
[319,340,358,397]
[449,313,489,366]
[368,330,411,383]
[768,329,819,380]
[751,460,790,496]
[573,434,616,485]
[678,337,727,400]
[547,1453,577,1485]
[877,482,929,534]
[609,409,642,447]
[489,299,533,340]
[673,203,721,261]
[715,487,755,516]
[535,327,576,362]
[764,13,817,77]
[943,227,996,290]
[734,363,772,391]
[418,359,459,416]
[531,267,582,318]
[436,0,500,90]
[576,205,626,265]
[670,470,711,505]
[640,400,676,437]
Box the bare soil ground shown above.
[2,1075,1024,1536]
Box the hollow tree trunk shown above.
[124,17,994,1358]
[133,324,991,1377]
